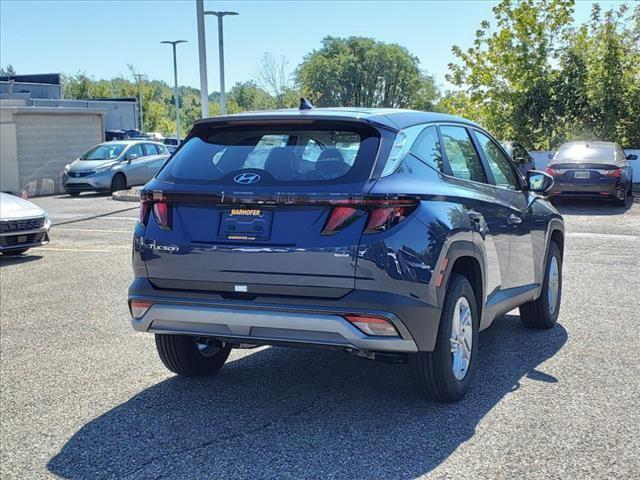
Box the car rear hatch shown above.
[140,119,394,299]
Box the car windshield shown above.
[157,124,378,184]
[552,143,616,164]
[81,144,126,161]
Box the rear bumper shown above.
[548,180,624,198]
[128,277,442,353]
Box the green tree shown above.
[228,81,276,111]
[0,65,16,76]
[296,36,439,109]
[446,0,574,149]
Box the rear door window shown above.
[440,126,487,183]
[143,144,159,156]
[158,124,378,184]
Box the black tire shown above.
[409,274,479,403]
[155,334,231,376]
[68,191,80,197]
[613,195,626,207]
[628,181,634,197]
[2,248,30,256]
[520,241,562,329]
[110,173,127,193]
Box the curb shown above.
[112,187,141,203]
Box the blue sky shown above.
[0,0,628,94]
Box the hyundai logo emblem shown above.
[234,173,261,185]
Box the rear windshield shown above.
[551,143,616,164]
[157,123,379,185]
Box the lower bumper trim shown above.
[132,303,418,353]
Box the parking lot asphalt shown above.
[1,193,639,479]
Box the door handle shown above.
[467,211,483,223]
[507,214,522,225]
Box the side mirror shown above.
[626,154,638,161]
[127,154,138,162]
[527,170,554,195]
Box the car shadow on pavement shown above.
[552,195,637,215]
[0,254,43,266]
[48,315,567,479]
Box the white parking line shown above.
[566,232,639,240]
[37,247,112,253]
[52,227,132,234]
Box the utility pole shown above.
[161,40,187,140]
[204,10,238,115]
[133,73,144,131]
[196,0,209,118]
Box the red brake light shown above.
[364,207,408,234]
[139,197,151,225]
[545,167,557,176]
[152,202,172,230]
[600,168,621,178]
[322,207,364,235]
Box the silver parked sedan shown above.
[0,193,51,255]
[62,140,170,196]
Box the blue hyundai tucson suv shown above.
[128,105,564,402]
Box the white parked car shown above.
[0,193,51,255]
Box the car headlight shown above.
[64,164,71,172]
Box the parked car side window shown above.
[512,144,531,165]
[410,125,444,173]
[475,131,520,189]
[439,126,487,183]
[126,144,144,159]
[143,144,159,156]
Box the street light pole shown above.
[195,0,209,118]
[204,11,238,115]
[133,73,144,131]
[161,40,187,140]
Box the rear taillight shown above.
[545,167,557,176]
[139,197,151,225]
[598,169,621,178]
[321,197,417,235]
[365,207,407,234]
[345,314,399,336]
[140,191,172,230]
[322,207,365,235]
[153,202,172,230]
[130,300,153,318]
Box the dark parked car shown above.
[128,106,565,402]
[546,141,636,205]
[501,141,535,175]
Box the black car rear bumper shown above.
[128,277,442,352]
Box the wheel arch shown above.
[437,241,485,323]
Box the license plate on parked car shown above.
[574,171,590,179]
[17,235,27,243]
[219,209,273,241]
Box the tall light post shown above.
[196,0,209,118]
[161,40,187,140]
[204,10,238,115]
[132,73,145,131]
